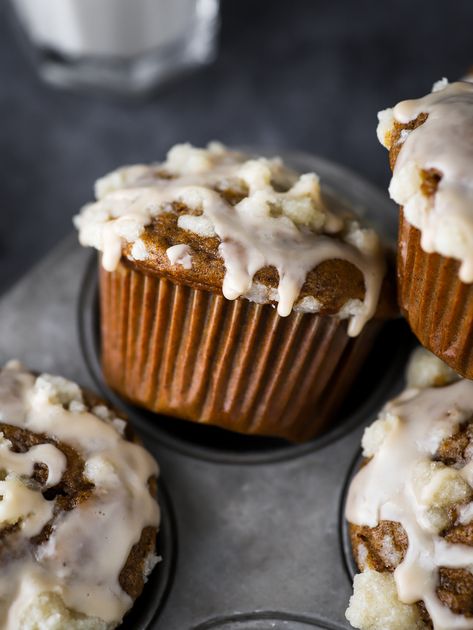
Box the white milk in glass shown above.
[9,0,219,91]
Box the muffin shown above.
[74,142,395,442]
[345,347,473,630]
[0,360,160,629]
[378,79,473,378]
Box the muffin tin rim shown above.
[122,478,178,629]
[338,448,363,583]
[190,609,347,630]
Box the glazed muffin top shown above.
[74,143,391,337]
[345,348,473,630]
[377,79,473,284]
[0,361,160,630]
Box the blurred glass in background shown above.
[8,0,220,94]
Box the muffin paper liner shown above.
[100,260,382,442]
[398,209,473,378]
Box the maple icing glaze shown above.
[74,143,386,336]
[0,362,160,629]
[165,243,192,269]
[378,79,473,283]
[346,353,473,630]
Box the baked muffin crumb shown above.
[20,592,113,630]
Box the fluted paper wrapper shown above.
[100,261,382,442]
[398,209,473,378]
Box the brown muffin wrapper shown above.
[398,208,473,378]
[100,260,383,442]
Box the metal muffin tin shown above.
[0,152,415,629]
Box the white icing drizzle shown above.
[166,243,192,269]
[378,80,473,283]
[459,502,473,525]
[74,143,386,337]
[346,378,473,630]
[0,363,160,629]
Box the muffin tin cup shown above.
[82,252,410,465]
[99,259,384,443]
[398,208,473,377]
[339,450,363,582]
[122,481,177,629]
[191,613,341,629]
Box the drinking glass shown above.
[8,0,220,94]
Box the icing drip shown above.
[378,80,473,283]
[346,377,473,630]
[74,143,385,337]
[166,243,192,269]
[0,363,160,629]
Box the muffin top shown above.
[345,348,473,630]
[378,79,473,283]
[74,142,389,337]
[0,361,160,630]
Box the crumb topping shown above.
[347,349,473,629]
[74,142,386,336]
[0,362,160,630]
[378,79,473,283]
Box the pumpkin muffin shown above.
[74,142,396,442]
[0,361,160,629]
[345,347,473,630]
[378,79,473,378]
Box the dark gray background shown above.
[1,0,471,294]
